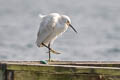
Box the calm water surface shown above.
[0,0,120,61]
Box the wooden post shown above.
[0,64,7,80]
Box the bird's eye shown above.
[66,21,70,25]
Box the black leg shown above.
[42,43,59,54]
[42,43,50,50]
[48,43,51,61]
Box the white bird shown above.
[36,13,77,61]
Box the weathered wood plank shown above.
[11,71,120,80]
[1,61,120,67]
[13,71,103,80]
[1,61,120,80]
[5,63,120,76]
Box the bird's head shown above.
[62,15,77,33]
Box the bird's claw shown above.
[51,50,61,54]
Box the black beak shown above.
[69,24,77,33]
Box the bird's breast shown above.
[55,24,68,35]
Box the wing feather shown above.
[36,16,54,47]
[36,13,60,47]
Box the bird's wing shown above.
[36,17,54,47]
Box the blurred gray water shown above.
[0,0,120,61]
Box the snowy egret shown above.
[36,13,77,61]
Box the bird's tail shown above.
[39,14,46,19]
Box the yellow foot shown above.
[50,49,61,54]
[46,50,61,54]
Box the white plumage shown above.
[36,13,73,47]
[36,13,77,61]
